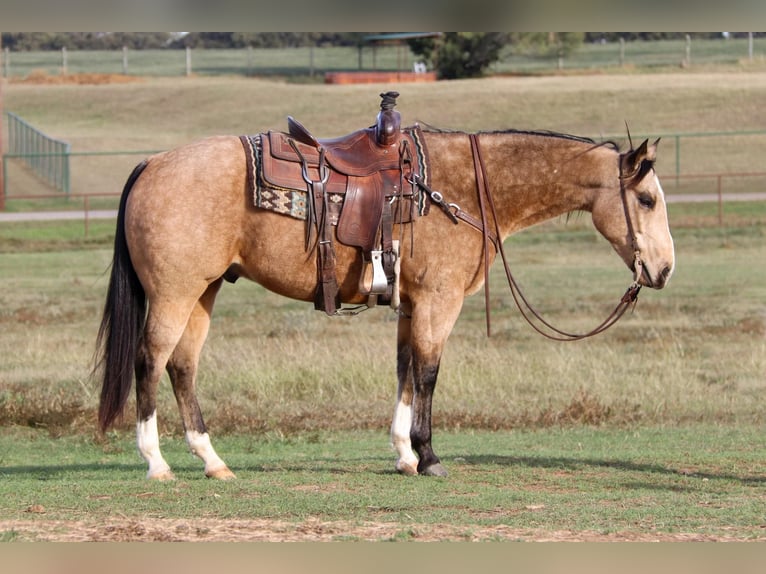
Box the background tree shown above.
[408,32,509,79]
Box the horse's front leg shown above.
[391,296,463,477]
[411,351,447,476]
[391,309,418,475]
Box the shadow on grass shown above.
[0,462,145,478]
[2,453,763,486]
[459,454,766,486]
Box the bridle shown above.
[417,133,643,340]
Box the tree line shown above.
[0,33,365,50]
[1,32,753,52]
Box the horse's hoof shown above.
[395,460,419,476]
[206,466,237,480]
[420,463,448,477]
[147,469,176,481]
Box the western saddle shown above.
[253,91,426,315]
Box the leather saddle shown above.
[262,125,403,252]
[258,91,422,315]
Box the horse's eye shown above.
[637,193,655,209]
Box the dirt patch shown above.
[9,71,144,85]
[1,518,761,542]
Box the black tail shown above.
[95,160,149,431]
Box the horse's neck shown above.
[481,133,617,236]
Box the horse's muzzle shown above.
[640,263,673,289]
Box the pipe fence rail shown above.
[2,171,765,237]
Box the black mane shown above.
[416,122,620,152]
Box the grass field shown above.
[0,71,765,541]
[0,425,764,541]
[3,72,766,205]
[1,207,764,436]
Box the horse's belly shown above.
[239,211,366,303]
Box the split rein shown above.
[415,134,642,341]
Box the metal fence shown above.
[2,119,765,220]
[4,112,70,194]
[2,37,765,79]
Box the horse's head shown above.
[592,138,675,289]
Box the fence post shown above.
[186,47,192,76]
[619,38,625,67]
[717,175,723,226]
[309,46,315,78]
[0,35,4,210]
[684,34,691,67]
[62,46,68,75]
[84,195,90,237]
[122,46,129,75]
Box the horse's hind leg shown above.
[166,279,235,480]
[135,295,202,481]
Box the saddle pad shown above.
[240,134,342,221]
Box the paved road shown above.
[0,209,118,222]
[664,192,766,204]
[1,193,765,222]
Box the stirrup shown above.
[359,241,401,309]
[359,250,388,296]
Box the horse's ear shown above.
[647,137,661,162]
[621,138,649,177]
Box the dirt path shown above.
[1,517,761,542]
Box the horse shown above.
[95,123,675,480]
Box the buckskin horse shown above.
[95,95,674,480]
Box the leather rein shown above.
[415,133,642,340]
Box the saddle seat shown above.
[287,116,403,176]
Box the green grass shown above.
[0,425,763,541]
